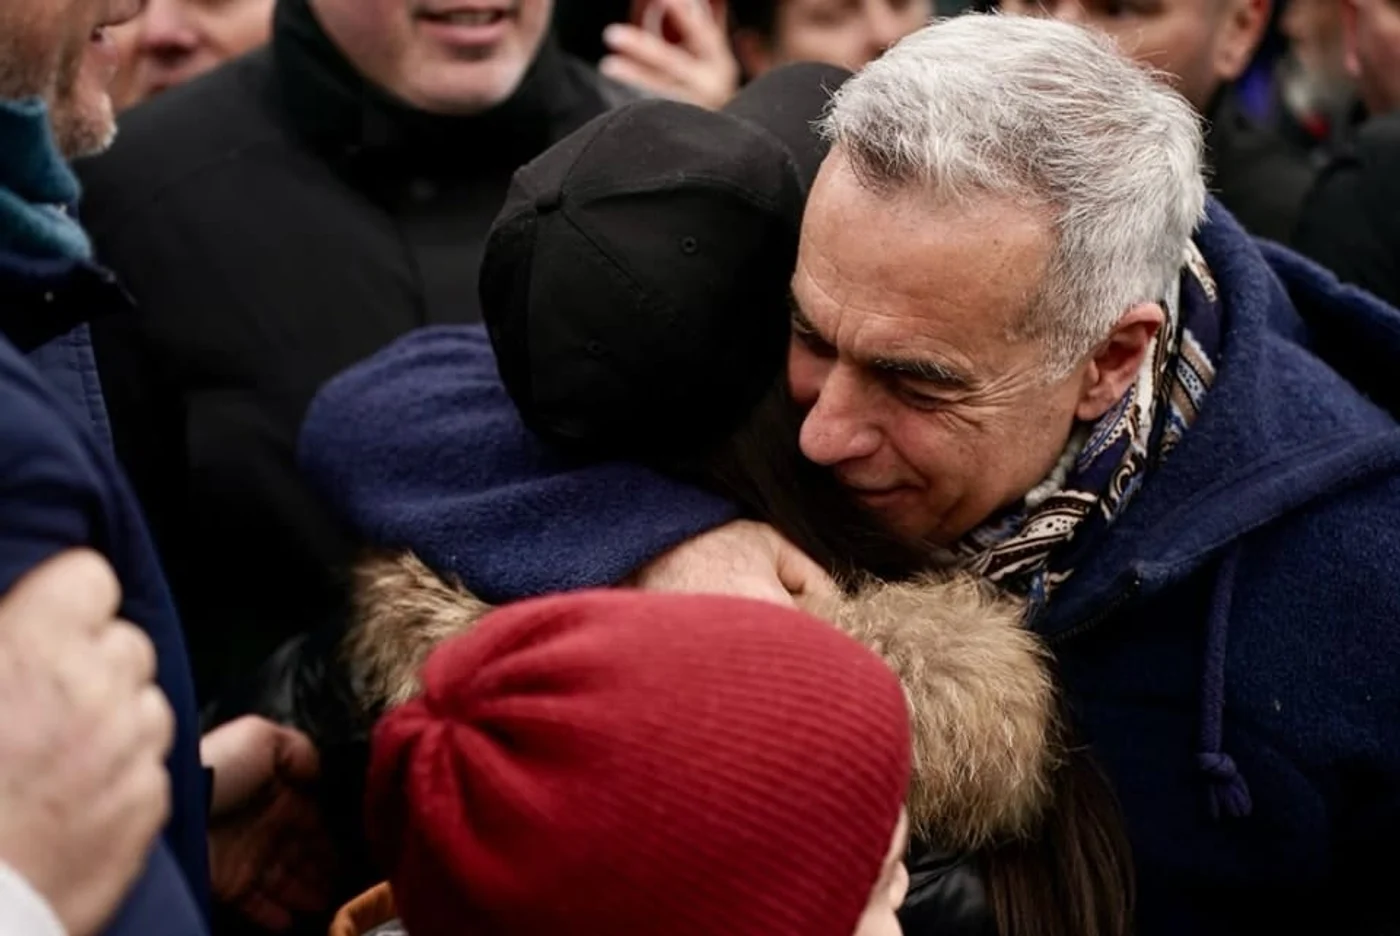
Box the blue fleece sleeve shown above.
[298,325,737,604]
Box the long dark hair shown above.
[978,739,1136,936]
[668,380,1137,936]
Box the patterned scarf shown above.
[957,243,1223,613]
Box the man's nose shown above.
[138,0,201,57]
[796,365,884,467]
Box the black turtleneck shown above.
[73,0,632,712]
[263,0,632,317]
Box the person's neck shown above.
[0,98,91,263]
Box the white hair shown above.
[820,14,1207,373]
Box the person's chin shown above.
[405,46,534,114]
[52,50,120,158]
[52,89,116,159]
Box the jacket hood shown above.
[349,552,1058,851]
[1036,199,1400,824]
[1039,199,1400,641]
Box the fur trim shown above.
[347,552,492,712]
[803,577,1057,849]
[347,554,1057,850]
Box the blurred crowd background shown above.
[101,0,1398,287]
[5,1,1399,934]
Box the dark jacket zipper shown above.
[1046,574,1143,649]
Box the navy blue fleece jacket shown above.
[0,97,207,936]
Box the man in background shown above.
[1001,0,1315,243]
[74,0,634,723]
[1293,0,1400,305]
[0,0,328,931]
[1269,0,1357,161]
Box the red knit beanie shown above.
[367,590,911,936]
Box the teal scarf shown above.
[0,97,92,261]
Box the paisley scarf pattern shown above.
[958,243,1223,611]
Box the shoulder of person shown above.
[0,336,109,594]
[74,49,287,236]
[1211,105,1316,216]
[1229,459,1400,646]
[1353,111,1400,155]
[1341,115,1400,206]
[1308,114,1400,184]
[1290,127,1398,292]
[1213,463,1400,821]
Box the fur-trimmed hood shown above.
[347,551,1057,852]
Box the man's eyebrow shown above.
[790,290,974,391]
[788,292,834,345]
[870,354,975,392]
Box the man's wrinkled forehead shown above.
[795,151,1055,373]
[789,290,980,394]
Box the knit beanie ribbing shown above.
[368,590,911,936]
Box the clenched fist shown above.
[0,550,175,936]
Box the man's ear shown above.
[1075,303,1165,422]
[731,27,776,79]
[1213,0,1273,84]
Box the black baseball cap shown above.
[481,63,852,459]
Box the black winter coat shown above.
[1293,112,1400,310]
[1206,90,1316,244]
[75,0,632,708]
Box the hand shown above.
[0,550,174,936]
[202,717,337,932]
[629,520,839,607]
[600,0,741,110]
